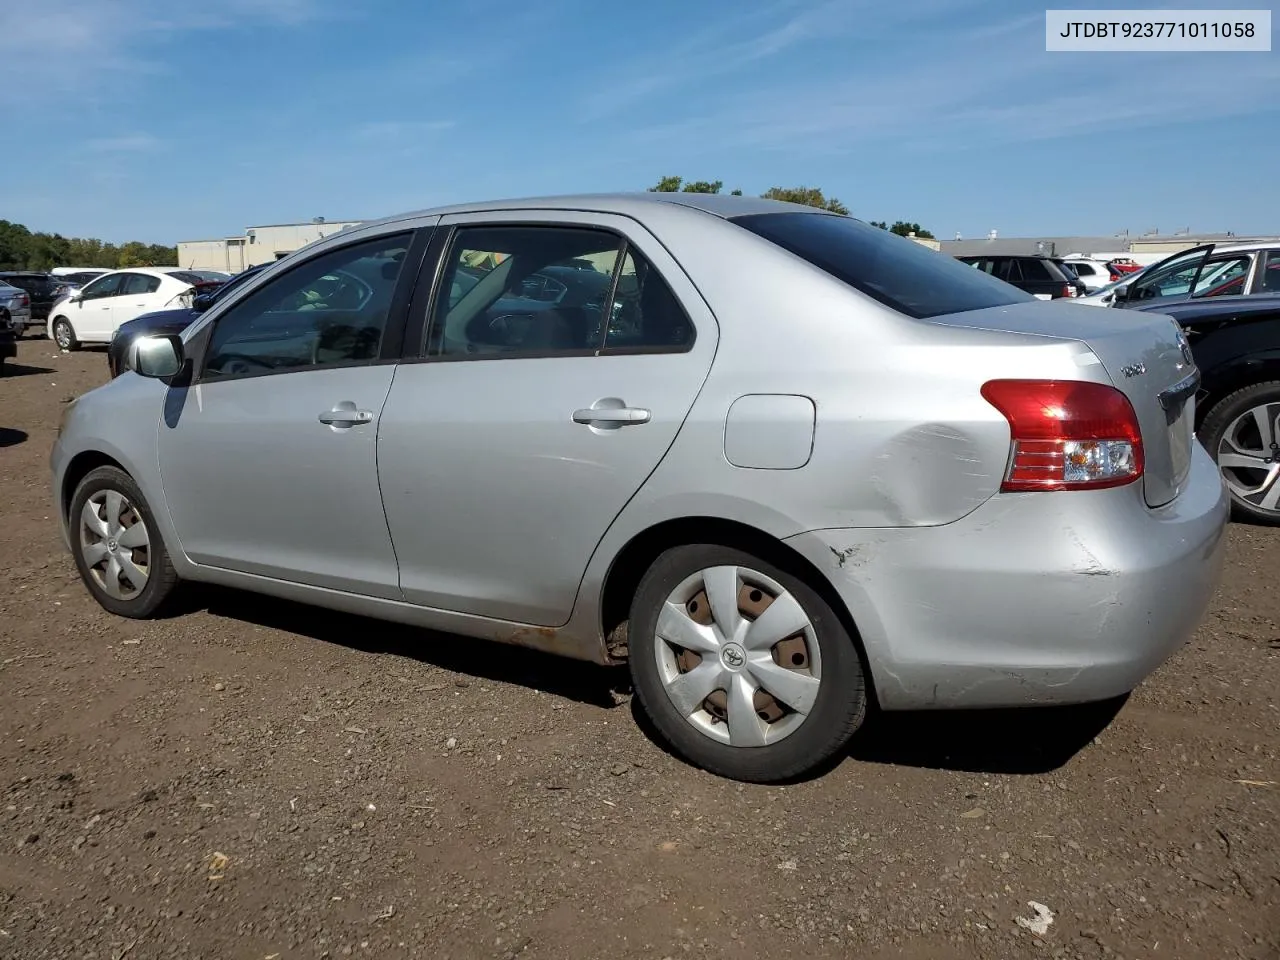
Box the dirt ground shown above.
[1,336,1276,960]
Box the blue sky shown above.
[2,0,1277,244]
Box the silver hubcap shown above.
[55,322,72,348]
[654,565,822,748]
[1218,402,1280,515]
[79,490,151,600]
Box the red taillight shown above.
[981,380,1144,492]
[20,294,29,306]
[1062,284,1076,298]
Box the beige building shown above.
[177,219,364,273]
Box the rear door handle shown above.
[318,402,374,427]
[572,406,651,426]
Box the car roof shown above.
[354,191,825,231]
[1135,293,1280,319]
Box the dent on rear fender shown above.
[864,422,999,525]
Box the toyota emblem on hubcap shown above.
[721,644,746,669]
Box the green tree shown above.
[760,186,849,215]
[648,176,736,194]
[888,220,935,239]
[869,219,936,239]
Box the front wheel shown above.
[53,317,79,351]
[69,466,180,618]
[628,544,867,783]
[1200,381,1280,526]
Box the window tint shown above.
[1004,259,1024,282]
[1071,263,1097,277]
[1020,259,1054,281]
[120,273,161,296]
[732,213,1032,319]
[427,225,623,358]
[1259,250,1280,293]
[1191,256,1252,298]
[603,248,694,351]
[81,274,125,300]
[202,232,410,379]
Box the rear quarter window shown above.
[730,212,1033,319]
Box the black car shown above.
[953,255,1084,300]
[107,263,268,377]
[1133,293,1280,526]
[0,271,68,327]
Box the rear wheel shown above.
[69,466,180,618]
[1201,381,1280,526]
[628,544,866,783]
[53,317,79,351]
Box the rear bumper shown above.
[785,444,1229,710]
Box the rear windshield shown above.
[168,271,217,286]
[730,212,1033,319]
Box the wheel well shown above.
[1197,358,1280,428]
[599,516,878,705]
[61,452,126,521]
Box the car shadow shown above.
[0,427,28,448]
[630,692,1127,782]
[2,363,55,377]
[190,586,629,709]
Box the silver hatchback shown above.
[51,193,1228,782]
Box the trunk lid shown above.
[927,300,1198,507]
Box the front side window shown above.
[1129,247,1212,302]
[733,212,1033,319]
[427,225,623,358]
[80,274,125,300]
[202,232,410,379]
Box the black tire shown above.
[628,543,866,783]
[1200,381,1280,527]
[53,316,79,351]
[69,466,180,618]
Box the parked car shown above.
[1132,293,1280,525]
[1047,258,1090,297]
[47,268,209,350]
[1110,242,1280,310]
[51,267,111,280]
[0,271,68,329]
[1108,258,1143,276]
[0,281,28,370]
[1078,266,1151,307]
[954,255,1082,299]
[51,193,1227,783]
[1059,257,1114,292]
[108,263,270,377]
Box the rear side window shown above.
[731,212,1033,319]
[1022,259,1059,281]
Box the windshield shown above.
[731,212,1033,319]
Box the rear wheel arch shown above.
[598,516,879,707]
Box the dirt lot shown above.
[1,336,1276,960]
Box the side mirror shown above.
[1113,282,1132,301]
[192,292,215,312]
[133,334,185,380]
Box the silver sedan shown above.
[50,193,1228,782]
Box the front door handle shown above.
[572,406,651,426]
[318,402,374,427]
